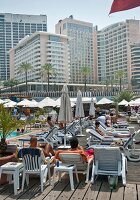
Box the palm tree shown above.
[113,90,135,103]
[115,69,125,92]
[0,104,21,151]
[113,90,135,118]
[81,66,91,92]
[4,79,18,93]
[41,63,55,92]
[19,62,32,94]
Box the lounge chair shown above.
[18,148,49,192]
[91,146,126,186]
[120,131,140,162]
[86,128,130,146]
[58,152,93,183]
[19,127,59,147]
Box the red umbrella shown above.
[110,0,140,14]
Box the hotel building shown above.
[96,19,140,88]
[0,13,47,80]
[55,16,95,84]
[10,32,70,84]
[130,43,140,90]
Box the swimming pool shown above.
[0,131,30,139]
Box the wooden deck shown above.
[1,122,140,199]
[0,164,140,200]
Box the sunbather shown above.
[16,136,55,163]
[95,121,131,138]
[55,136,94,162]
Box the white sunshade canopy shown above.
[55,97,75,107]
[4,100,17,108]
[129,98,140,106]
[96,97,113,105]
[58,84,73,123]
[89,97,95,117]
[0,99,5,104]
[118,99,128,106]
[37,97,56,108]
[75,90,85,118]
[70,97,97,104]
[26,99,38,108]
[17,99,32,107]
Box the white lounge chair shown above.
[19,148,49,192]
[59,152,93,183]
[91,146,126,186]
[86,128,129,146]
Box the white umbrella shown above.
[118,99,128,106]
[96,97,113,105]
[3,99,11,103]
[75,90,84,135]
[70,97,97,104]
[75,90,84,118]
[0,99,4,104]
[130,98,140,106]
[17,99,31,106]
[58,84,73,147]
[89,98,95,117]
[4,100,17,108]
[55,97,75,107]
[26,99,38,108]
[37,97,56,108]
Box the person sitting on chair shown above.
[55,136,94,162]
[46,116,54,128]
[16,137,55,163]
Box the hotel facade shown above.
[10,32,70,84]
[95,19,140,88]
[55,16,95,84]
[0,13,47,80]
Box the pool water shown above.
[7,131,20,139]
[0,131,28,139]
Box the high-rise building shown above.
[55,15,94,84]
[10,32,70,84]
[0,13,47,80]
[96,19,140,88]
[130,43,140,91]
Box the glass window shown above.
[49,35,61,42]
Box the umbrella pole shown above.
[80,117,82,135]
[64,123,67,147]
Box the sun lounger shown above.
[91,146,126,186]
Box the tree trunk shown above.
[0,138,7,152]
[25,71,27,95]
[120,78,122,92]
[84,75,86,92]
[48,73,50,92]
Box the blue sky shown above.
[1,0,140,32]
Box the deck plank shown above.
[110,183,124,200]
[69,181,90,200]
[43,178,69,200]
[124,184,137,200]
[0,185,13,200]
[83,181,102,200]
[96,181,111,200]
[137,185,140,200]
[56,180,80,200]
[6,178,38,200]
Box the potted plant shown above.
[0,104,21,153]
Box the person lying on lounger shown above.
[95,121,131,138]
